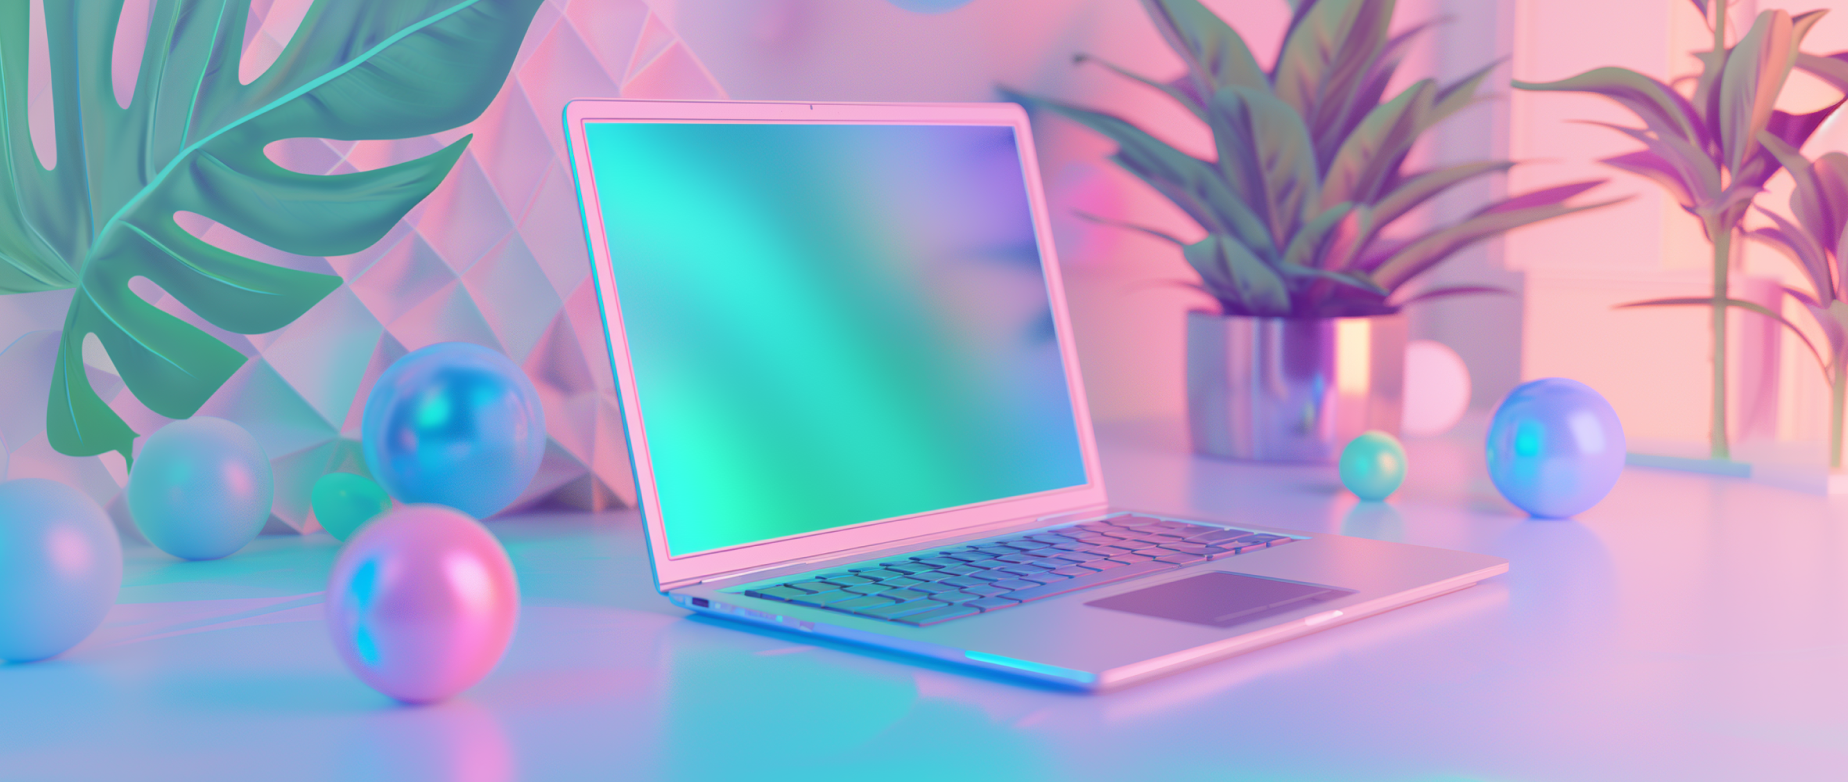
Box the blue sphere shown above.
[1486,378,1626,518]
[1339,431,1407,501]
[362,343,545,519]
[128,417,274,560]
[0,479,122,662]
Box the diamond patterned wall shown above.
[0,0,726,534]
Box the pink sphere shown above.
[325,505,519,703]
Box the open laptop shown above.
[563,99,1508,691]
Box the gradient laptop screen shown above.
[580,121,1088,556]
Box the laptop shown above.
[562,99,1508,691]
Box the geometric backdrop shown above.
[0,0,724,535]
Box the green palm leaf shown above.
[1,0,543,465]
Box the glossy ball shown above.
[128,417,274,560]
[0,479,123,662]
[362,343,545,519]
[311,473,393,542]
[326,505,519,704]
[1339,431,1407,501]
[1486,378,1626,518]
[1402,340,1472,436]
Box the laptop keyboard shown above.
[739,515,1297,627]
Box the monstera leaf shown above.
[0,0,543,466]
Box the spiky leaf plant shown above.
[1011,0,1614,319]
[0,0,544,466]
[1515,3,1847,460]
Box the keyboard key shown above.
[986,578,1039,591]
[960,584,1012,598]
[996,564,1054,576]
[854,569,907,581]
[891,604,983,626]
[882,577,926,588]
[1110,554,1155,564]
[938,564,983,577]
[941,576,992,589]
[1049,566,1095,577]
[905,569,955,582]
[910,582,959,595]
[1022,572,1070,585]
[786,581,835,593]
[825,595,898,613]
[914,557,964,568]
[1049,541,1090,551]
[825,576,876,586]
[967,597,1022,611]
[744,586,809,601]
[1091,546,1136,556]
[887,562,937,575]
[1084,558,1127,570]
[1160,542,1212,554]
[933,590,986,603]
[789,590,860,607]
[856,599,951,620]
[1002,540,1050,550]
[994,553,1041,564]
[1053,551,1106,563]
[1154,552,1206,565]
[1189,528,1255,544]
[843,583,893,595]
[881,589,931,603]
[1131,548,1171,558]
[1001,560,1175,603]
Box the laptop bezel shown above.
[563,99,1108,589]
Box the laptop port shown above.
[691,597,710,608]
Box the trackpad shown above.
[1085,571,1353,628]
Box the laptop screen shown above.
[581,120,1088,556]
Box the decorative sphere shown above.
[1486,378,1626,518]
[128,417,274,560]
[326,505,520,704]
[362,343,545,519]
[1402,340,1472,436]
[0,479,122,662]
[1339,431,1407,501]
[311,473,393,541]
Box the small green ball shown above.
[311,472,393,541]
[1339,431,1407,502]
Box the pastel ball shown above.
[128,417,274,560]
[0,479,122,662]
[1402,340,1472,436]
[1339,431,1407,501]
[311,473,393,542]
[326,505,520,704]
[362,343,545,519]
[1486,378,1626,518]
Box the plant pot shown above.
[1186,312,1407,463]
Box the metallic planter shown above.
[1187,312,1407,463]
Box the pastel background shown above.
[4,0,1845,527]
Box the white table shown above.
[4,419,1845,781]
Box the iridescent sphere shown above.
[0,479,122,662]
[361,343,545,519]
[326,505,520,704]
[1339,430,1407,501]
[128,417,274,560]
[311,472,393,541]
[1486,378,1626,518]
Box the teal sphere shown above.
[1339,431,1407,501]
[128,417,274,560]
[311,473,393,541]
[0,479,122,662]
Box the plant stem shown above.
[1833,360,1846,470]
[1710,219,1731,461]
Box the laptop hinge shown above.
[681,502,1113,589]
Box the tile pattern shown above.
[0,0,724,533]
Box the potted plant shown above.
[1013,0,1613,462]
[1514,3,1847,462]
[1747,137,1848,470]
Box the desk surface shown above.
[4,420,1846,781]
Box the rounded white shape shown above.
[1402,340,1472,436]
